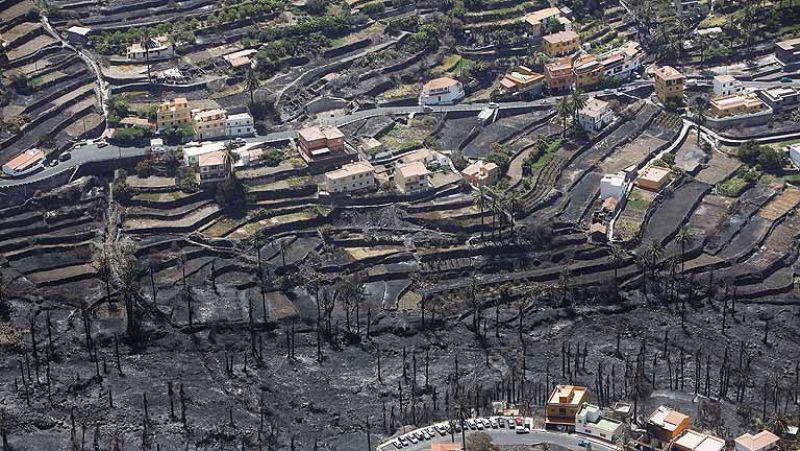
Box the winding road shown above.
[376,422,618,451]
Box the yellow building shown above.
[545,385,588,431]
[156,97,191,131]
[653,66,685,104]
[193,108,228,140]
[544,57,574,91]
[572,53,603,89]
[709,93,766,117]
[543,30,580,57]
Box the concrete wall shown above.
[705,108,774,130]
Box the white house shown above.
[226,112,254,137]
[2,148,45,177]
[600,172,626,200]
[419,77,465,106]
[575,403,624,442]
[182,141,227,165]
[598,41,643,80]
[578,98,614,132]
[713,74,742,97]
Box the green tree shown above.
[570,89,588,132]
[556,96,572,136]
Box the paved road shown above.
[378,424,617,451]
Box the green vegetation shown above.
[737,140,784,173]
[485,143,513,175]
[523,138,562,172]
[716,176,749,197]
[260,148,285,167]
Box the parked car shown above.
[234,137,247,144]
[393,438,404,449]
[476,419,484,430]
[488,102,499,109]
[96,140,109,148]
[422,430,431,440]
[781,76,793,83]
[467,419,477,429]
[515,425,529,434]
[399,437,409,447]
[59,152,72,162]
[48,159,59,167]
[407,435,418,444]
[490,418,498,428]
[578,440,591,448]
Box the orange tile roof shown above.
[4,148,44,171]
[543,30,579,45]
[654,65,684,81]
[423,77,460,91]
[198,150,227,167]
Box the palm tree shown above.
[645,239,664,295]
[246,67,259,106]
[556,96,572,136]
[692,103,707,145]
[141,28,153,85]
[570,89,588,131]
[674,226,694,275]
[473,186,489,238]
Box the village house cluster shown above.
[540,384,784,451]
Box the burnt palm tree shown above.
[141,28,153,85]
[246,66,259,106]
[674,226,694,275]
[473,185,489,238]
[692,103,707,145]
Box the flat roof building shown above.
[543,30,580,57]
[157,97,191,130]
[395,161,431,194]
[498,66,544,96]
[578,97,613,132]
[523,7,570,37]
[735,430,781,451]
[712,74,741,97]
[646,405,690,443]
[653,66,685,105]
[759,86,800,112]
[636,166,671,192]
[673,430,726,451]
[297,126,356,172]
[324,161,376,194]
[709,92,767,118]
[775,37,800,65]
[545,385,588,431]
[575,403,624,442]
[462,161,499,187]
[545,57,574,92]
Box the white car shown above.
[516,425,529,434]
[490,418,498,428]
[393,438,404,448]
[488,102,499,109]
[407,435,418,444]
[476,420,484,430]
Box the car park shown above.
[490,418,498,428]
[422,430,431,440]
[476,419,484,430]
[578,440,591,448]
[399,437,408,447]
[407,435,418,444]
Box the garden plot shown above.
[462,109,554,159]
[0,0,34,24]
[2,21,41,44]
[613,187,656,241]
[703,185,774,253]
[695,149,741,185]
[599,134,668,174]
[756,187,800,221]
[6,34,57,61]
[636,180,711,248]
[684,194,732,237]
[123,204,221,233]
